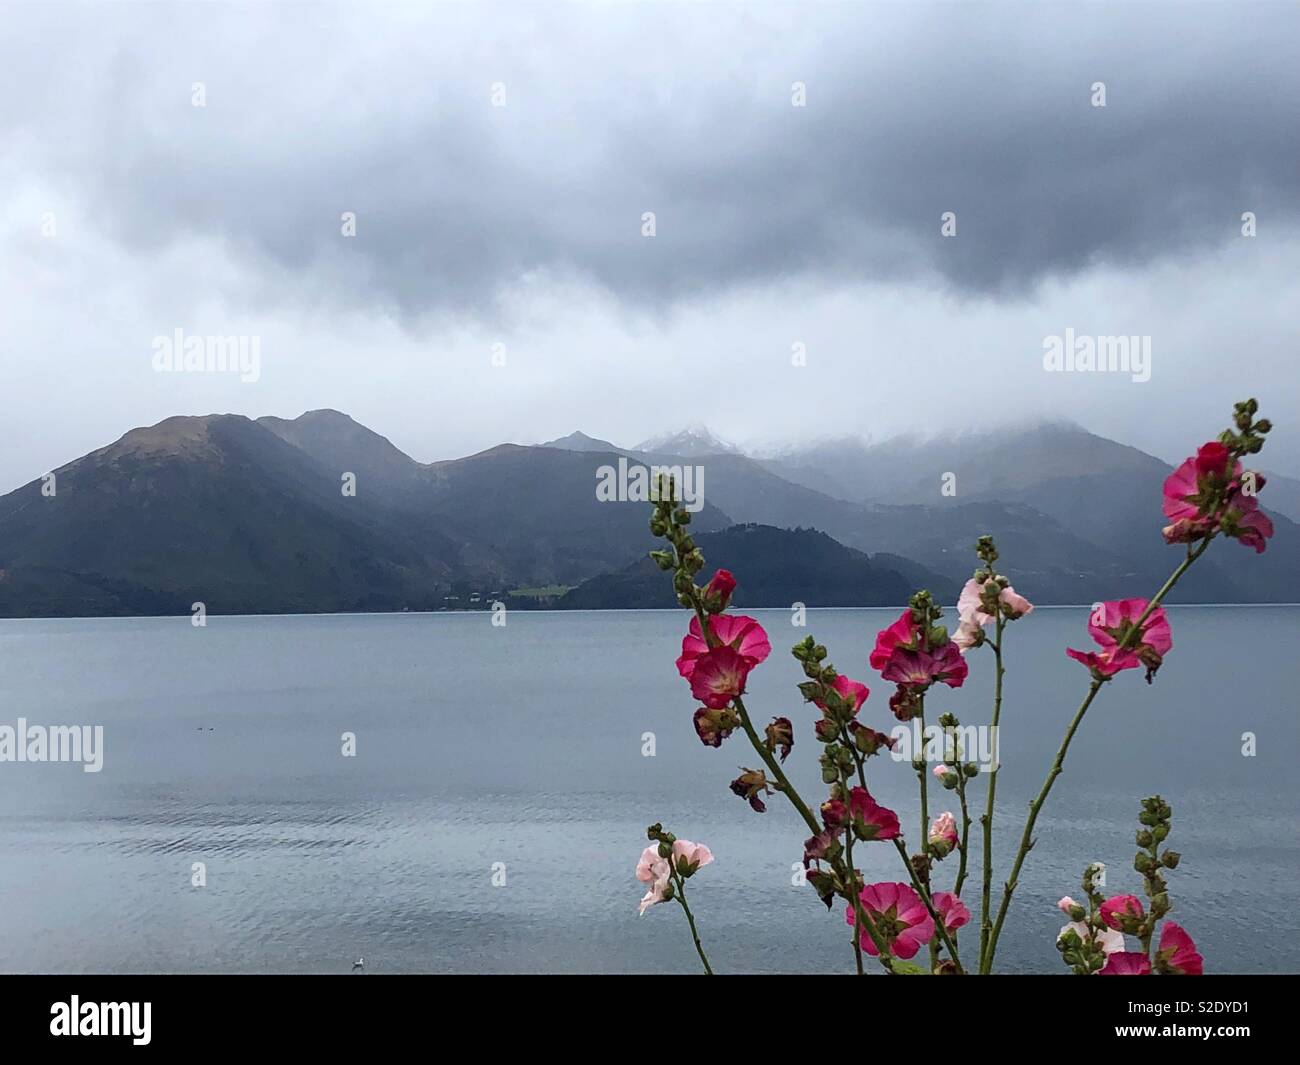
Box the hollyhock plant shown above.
[880,642,968,689]
[933,891,970,933]
[672,839,714,878]
[869,610,919,672]
[1162,440,1274,553]
[636,823,715,974]
[636,846,671,916]
[1100,894,1146,934]
[701,568,737,612]
[637,402,1271,975]
[954,577,1033,651]
[1155,921,1204,975]
[689,644,752,708]
[1099,952,1152,976]
[814,673,870,715]
[929,812,959,858]
[846,882,935,960]
[1066,598,1172,682]
[677,614,771,682]
[849,786,901,841]
[1059,921,1126,957]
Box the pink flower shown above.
[636,845,671,916]
[1162,442,1274,553]
[677,614,771,681]
[932,891,970,932]
[870,611,919,672]
[1155,921,1204,975]
[815,673,870,715]
[1099,951,1152,975]
[671,839,714,878]
[702,569,737,611]
[933,764,951,781]
[849,786,901,841]
[928,812,959,857]
[846,882,935,960]
[1100,894,1146,934]
[1059,921,1126,956]
[1057,895,1079,915]
[880,642,968,690]
[689,645,751,708]
[953,579,1034,651]
[1066,598,1172,681]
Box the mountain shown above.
[0,415,467,616]
[557,524,958,609]
[538,431,625,453]
[635,425,740,457]
[2,411,1295,617]
[0,414,737,615]
[764,422,1300,603]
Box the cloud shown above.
[2,1,1297,322]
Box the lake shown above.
[0,606,1295,974]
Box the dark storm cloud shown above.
[3,1,1298,319]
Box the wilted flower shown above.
[846,882,936,960]
[729,768,772,813]
[848,721,896,757]
[692,706,740,747]
[764,716,794,762]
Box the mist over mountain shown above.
[1,411,1295,618]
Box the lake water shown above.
[0,606,1295,974]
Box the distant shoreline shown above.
[2,602,1297,623]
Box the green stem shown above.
[980,539,1210,974]
[953,763,971,899]
[672,872,713,975]
[977,615,1005,971]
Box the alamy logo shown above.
[50,997,151,1045]
[151,328,261,382]
[889,721,1000,772]
[1042,329,1151,383]
[0,719,103,773]
[595,457,705,513]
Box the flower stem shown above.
[672,872,713,975]
[980,539,1211,974]
[953,764,971,899]
[977,614,1005,971]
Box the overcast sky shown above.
[2,0,1298,492]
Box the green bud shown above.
[1161,850,1181,869]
